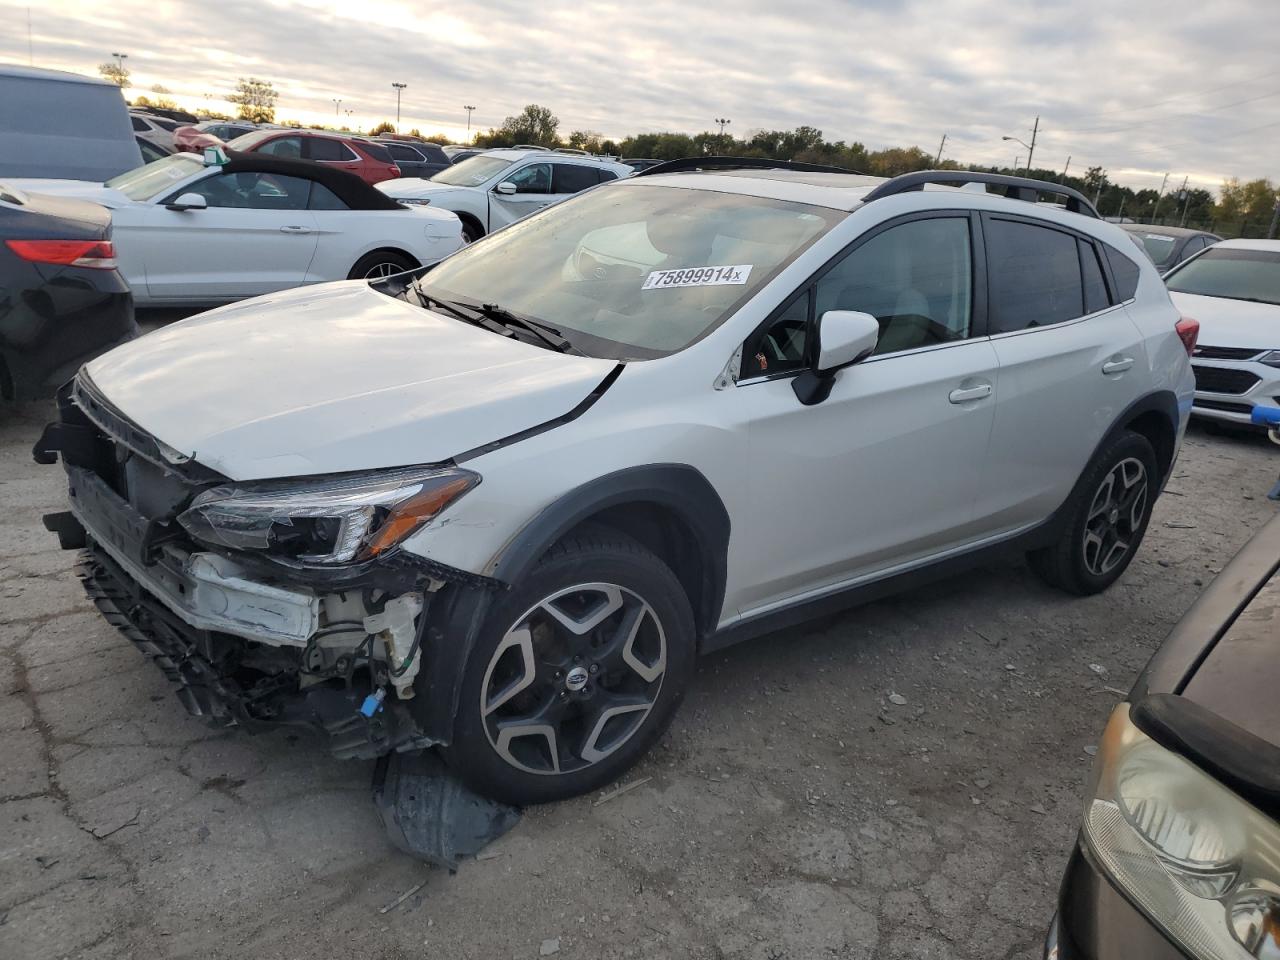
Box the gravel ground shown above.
[1,390,1276,960]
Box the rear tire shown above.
[1028,430,1158,595]
[348,250,417,280]
[459,220,483,244]
[442,530,695,806]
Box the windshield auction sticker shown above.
[642,264,753,290]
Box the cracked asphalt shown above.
[2,394,1277,960]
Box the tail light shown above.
[1175,317,1199,357]
[5,239,118,270]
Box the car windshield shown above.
[1166,247,1280,306]
[418,182,843,358]
[429,155,513,186]
[1136,233,1177,265]
[105,153,203,199]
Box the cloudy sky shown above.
[5,0,1277,195]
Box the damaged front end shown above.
[34,373,496,762]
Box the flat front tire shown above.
[1028,430,1158,595]
[442,530,695,806]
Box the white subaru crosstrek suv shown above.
[1163,238,1280,426]
[35,161,1197,806]
[377,147,633,242]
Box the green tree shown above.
[476,104,560,147]
[227,77,278,123]
[1217,178,1279,225]
[98,61,130,88]
[566,130,605,152]
[866,146,933,177]
[422,132,451,144]
[368,121,395,136]
[1083,166,1108,198]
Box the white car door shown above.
[487,161,555,230]
[132,169,319,302]
[731,213,1000,616]
[971,214,1150,536]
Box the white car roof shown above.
[628,169,888,210]
[483,148,629,170]
[1211,238,1280,253]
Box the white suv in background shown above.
[36,162,1196,808]
[378,147,632,242]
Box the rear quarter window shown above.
[360,141,395,163]
[1104,244,1142,301]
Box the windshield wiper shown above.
[473,303,576,353]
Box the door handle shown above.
[948,383,992,404]
[1102,357,1135,375]
[279,225,313,234]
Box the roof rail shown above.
[554,147,590,156]
[511,144,550,151]
[861,170,1100,218]
[635,156,860,177]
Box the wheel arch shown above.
[413,464,730,746]
[353,245,421,269]
[488,464,731,642]
[1116,390,1179,488]
[454,210,485,239]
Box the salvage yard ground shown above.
[1,395,1276,960]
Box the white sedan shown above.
[2,152,464,306]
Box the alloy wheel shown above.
[363,261,405,278]
[480,582,667,776]
[1082,457,1148,577]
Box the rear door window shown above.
[985,216,1085,332]
[1080,240,1110,314]
[386,144,423,162]
[131,116,149,131]
[552,163,601,194]
[421,144,449,164]
[306,138,358,162]
[257,136,303,159]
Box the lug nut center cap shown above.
[565,666,589,691]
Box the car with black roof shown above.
[1119,223,1221,273]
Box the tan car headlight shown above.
[1083,704,1280,959]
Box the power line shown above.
[1066,67,1280,122]
[1069,88,1280,135]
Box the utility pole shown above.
[1117,195,1126,220]
[1026,115,1039,172]
[391,82,407,131]
[935,133,947,165]
[464,104,476,131]
[1150,172,1170,222]
[715,117,731,137]
[332,98,342,117]
[1176,176,1191,227]
[1059,155,1071,183]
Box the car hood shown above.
[84,281,618,481]
[4,179,132,208]
[1170,291,1280,349]
[376,179,475,201]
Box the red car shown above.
[224,129,401,185]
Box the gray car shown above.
[1120,223,1221,272]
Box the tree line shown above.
[105,62,1276,239]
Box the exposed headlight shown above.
[1256,351,1280,368]
[177,466,478,565]
[1083,704,1280,959]
[397,197,432,206]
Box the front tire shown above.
[348,250,417,280]
[1028,430,1158,595]
[442,530,695,806]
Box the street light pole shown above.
[464,105,476,131]
[332,98,342,117]
[715,117,731,137]
[391,82,407,131]
[111,51,127,70]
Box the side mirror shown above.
[494,181,517,196]
[166,193,207,212]
[793,310,879,406]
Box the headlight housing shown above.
[178,466,478,565]
[1083,704,1280,959]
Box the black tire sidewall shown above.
[443,539,695,806]
[1062,431,1158,592]
[348,251,415,280]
